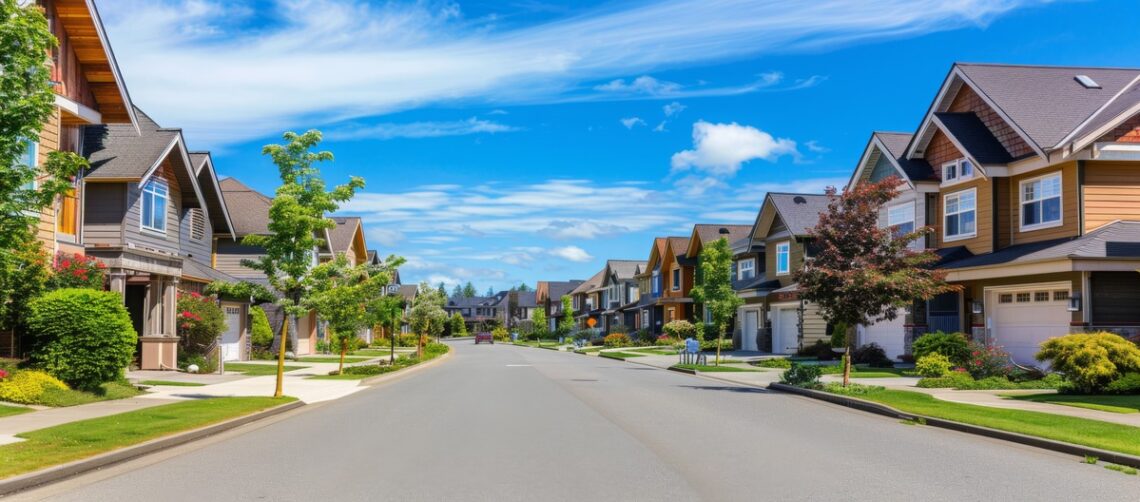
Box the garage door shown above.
[858,309,906,360]
[988,287,1072,365]
[221,305,243,362]
[773,307,799,355]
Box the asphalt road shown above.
[17,341,1140,501]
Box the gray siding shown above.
[868,154,899,183]
[83,183,125,245]
[123,165,182,254]
[214,238,267,279]
[179,208,212,266]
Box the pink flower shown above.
[0,369,8,380]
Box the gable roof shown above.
[84,108,179,180]
[607,260,646,281]
[570,268,606,295]
[767,193,830,236]
[687,224,752,257]
[932,112,1015,164]
[515,291,538,308]
[542,280,584,302]
[327,217,365,258]
[219,177,273,237]
[188,152,235,239]
[55,0,137,127]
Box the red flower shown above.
[0,369,8,380]
[60,259,72,269]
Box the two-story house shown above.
[324,217,368,266]
[741,193,831,354]
[884,63,1140,364]
[444,292,508,331]
[684,224,752,325]
[570,269,605,330]
[633,237,669,334]
[657,236,694,326]
[730,232,776,351]
[590,260,645,334]
[535,280,583,332]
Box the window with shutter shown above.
[188,208,206,240]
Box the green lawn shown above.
[674,364,759,373]
[629,348,679,356]
[598,351,647,360]
[223,363,308,376]
[140,380,207,387]
[819,365,912,378]
[0,404,32,418]
[821,386,1140,456]
[0,397,295,479]
[34,382,145,407]
[297,356,373,364]
[574,347,605,354]
[1008,393,1140,414]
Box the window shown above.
[141,179,169,233]
[1016,293,1031,303]
[1034,291,1050,302]
[671,268,680,291]
[737,258,756,280]
[16,139,37,190]
[1020,173,1062,230]
[641,309,649,329]
[999,294,1013,304]
[775,241,790,276]
[652,270,661,296]
[887,201,915,238]
[943,189,976,241]
[942,158,974,184]
[1053,291,1069,301]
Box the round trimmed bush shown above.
[912,331,970,365]
[662,320,697,340]
[1036,332,1140,394]
[915,353,953,378]
[28,288,137,391]
[250,306,274,347]
[603,332,632,348]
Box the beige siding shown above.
[1083,161,1140,232]
[933,176,994,255]
[801,303,828,346]
[214,238,267,279]
[34,111,62,251]
[1009,162,1079,245]
[83,183,126,245]
[764,236,804,288]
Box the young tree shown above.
[305,255,397,374]
[462,282,477,298]
[558,295,575,340]
[409,282,447,357]
[797,177,956,386]
[367,294,406,365]
[689,237,744,365]
[532,308,547,339]
[242,130,363,397]
[0,1,89,347]
[449,312,467,338]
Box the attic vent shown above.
[187,208,206,240]
[1075,75,1101,89]
[793,196,807,204]
[718,227,730,234]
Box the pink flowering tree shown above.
[176,291,226,354]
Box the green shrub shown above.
[820,382,883,396]
[829,322,848,349]
[756,358,792,369]
[964,341,1012,379]
[915,353,953,378]
[250,347,275,360]
[1103,373,1140,395]
[662,320,697,341]
[1037,332,1140,394]
[780,363,823,387]
[250,306,274,347]
[634,328,655,344]
[343,365,385,376]
[176,292,226,355]
[918,372,1064,390]
[0,370,68,404]
[492,326,509,342]
[852,343,893,367]
[27,289,137,391]
[798,339,837,360]
[700,338,733,352]
[654,335,679,346]
[603,332,632,348]
[178,353,217,374]
[912,331,970,365]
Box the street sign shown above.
[586,318,596,328]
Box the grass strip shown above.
[598,351,646,360]
[0,405,32,418]
[818,365,912,378]
[0,397,295,479]
[296,356,373,364]
[822,386,1140,457]
[308,344,450,380]
[673,364,759,373]
[1007,394,1140,415]
[35,382,145,408]
[139,380,207,387]
[223,363,308,376]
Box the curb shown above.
[769,382,1140,469]
[666,366,697,375]
[0,399,305,497]
[360,347,452,386]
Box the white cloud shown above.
[663,101,686,117]
[620,117,646,129]
[653,121,667,133]
[542,221,628,240]
[327,117,518,141]
[804,140,829,153]
[549,246,593,263]
[98,0,1042,146]
[671,121,799,177]
[367,228,405,247]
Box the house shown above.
[632,238,670,334]
[324,217,368,265]
[444,292,508,331]
[657,236,695,326]
[535,280,583,332]
[739,193,831,354]
[569,269,606,331]
[872,63,1140,364]
[215,177,333,356]
[730,233,776,350]
[589,260,646,334]
[394,284,417,335]
[684,224,753,325]
[503,290,538,330]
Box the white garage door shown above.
[741,310,759,352]
[988,287,1072,365]
[221,306,243,362]
[858,309,907,361]
[773,306,799,355]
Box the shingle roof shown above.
[933,112,1016,164]
[515,291,538,308]
[955,63,1140,150]
[545,280,584,301]
[84,108,178,180]
[1067,79,1140,147]
[397,284,418,302]
[692,224,752,248]
[570,268,606,295]
[874,132,937,182]
[607,260,646,280]
[328,217,362,254]
[940,221,1140,269]
[181,259,239,284]
[189,152,234,238]
[768,193,831,236]
[666,237,691,258]
[219,177,272,236]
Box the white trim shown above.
[195,155,237,240]
[775,241,791,276]
[140,178,170,234]
[86,0,139,132]
[54,95,102,124]
[887,200,916,234]
[942,188,977,242]
[737,257,756,281]
[1055,73,1140,150]
[932,117,990,181]
[940,158,977,187]
[847,134,916,190]
[1018,171,1064,232]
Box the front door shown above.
[774,307,799,354]
[742,310,759,351]
[221,305,242,361]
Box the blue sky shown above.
[96,0,1138,292]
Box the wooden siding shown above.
[933,176,994,255]
[1083,161,1140,232]
[948,85,1033,159]
[1103,114,1140,143]
[45,1,99,111]
[1008,162,1079,245]
[123,160,182,255]
[33,111,61,250]
[764,236,804,288]
[801,303,828,346]
[994,178,1012,249]
[214,238,267,279]
[179,208,213,266]
[82,183,125,245]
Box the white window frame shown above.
[17,139,38,191]
[775,241,791,276]
[671,267,681,291]
[737,258,756,281]
[887,201,916,237]
[1019,172,1063,232]
[941,158,975,187]
[943,188,977,242]
[140,178,170,234]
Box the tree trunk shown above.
[842,324,853,387]
[339,337,347,375]
[274,315,289,398]
[715,322,725,366]
[389,322,396,365]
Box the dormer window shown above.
[141,179,169,234]
[737,258,756,280]
[942,158,974,185]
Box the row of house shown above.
[537,62,1140,365]
[4,0,408,369]
[444,290,539,331]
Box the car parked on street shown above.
[475,332,494,344]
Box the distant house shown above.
[445,292,509,331]
[569,269,606,331]
[592,260,645,334]
[535,280,584,332]
[684,224,753,327]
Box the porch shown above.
[89,246,183,371]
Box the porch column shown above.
[163,277,178,337]
[142,277,154,337]
[109,270,127,297]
